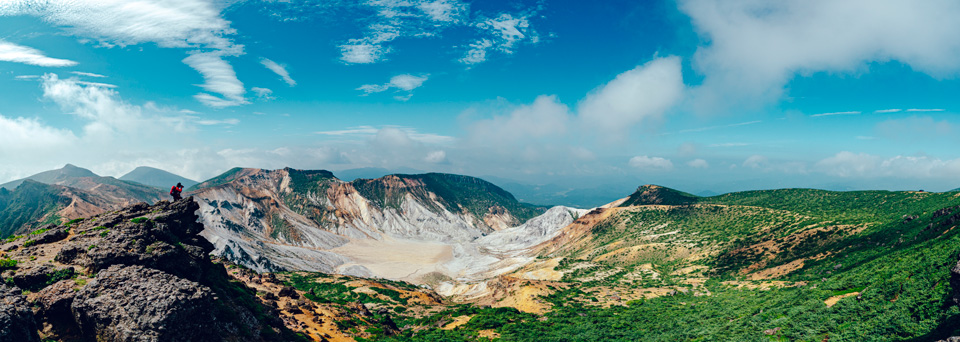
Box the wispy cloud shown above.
[629,155,674,171]
[906,108,945,112]
[71,71,106,78]
[251,87,274,100]
[678,120,761,133]
[260,58,296,86]
[332,0,540,65]
[0,0,246,107]
[182,52,247,108]
[316,125,454,144]
[357,74,429,99]
[874,108,902,113]
[0,40,77,67]
[709,142,749,147]
[811,111,860,117]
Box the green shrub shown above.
[130,217,149,224]
[0,259,17,270]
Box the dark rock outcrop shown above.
[0,284,40,342]
[2,264,74,291]
[0,198,302,341]
[72,264,220,342]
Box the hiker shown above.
[170,182,184,201]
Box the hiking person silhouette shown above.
[170,182,184,201]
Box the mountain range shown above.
[1,165,960,340]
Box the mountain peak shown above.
[119,166,198,189]
[619,184,699,206]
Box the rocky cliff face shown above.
[0,198,302,342]
[191,168,550,276]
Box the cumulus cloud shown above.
[260,58,296,86]
[424,150,448,163]
[0,115,77,152]
[687,158,709,168]
[465,95,570,146]
[578,56,684,138]
[0,40,77,67]
[680,0,960,110]
[817,151,960,179]
[0,0,246,107]
[629,156,674,171]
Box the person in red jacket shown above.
[170,182,184,201]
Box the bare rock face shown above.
[0,284,39,342]
[72,264,219,342]
[0,197,301,341]
[55,199,212,282]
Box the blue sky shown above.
[1,0,960,194]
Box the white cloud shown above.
[424,150,448,163]
[0,115,77,151]
[340,41,390,64]
[629,156,674,171]
[0,0,245,107]
[260,58,296,86]
[743,155,767,169]
[357,74,429,98]
[811,111,860,117]
[0,40,77,67]
[678,120,760,133]
[578,56,684,137]
[906,108,946,112]
[817,151,960,179]
[182,52,247,107]
[466,95,570,146]
[71,71,106,78]
[687,158,709,168]
[333,0,540,65]
[459,39,492,65]
[316,125,454,145]
[874,108,902,113]
[251,87,274,99]
[195,118,239,126]
[681,0,960,110]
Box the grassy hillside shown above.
[0,180,69,238]
[188,167,245,191]
[376,187,960,341]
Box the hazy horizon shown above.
[2,0,960,195]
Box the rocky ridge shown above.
[0,198,302,342]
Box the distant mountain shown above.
[0,164,164,204]
[119,166,198,189]
[0,164,97,190]
[332,167,424,181]
[619,184,700,206]
[190,167,553,274]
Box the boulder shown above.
[71,264,220,342]
[0,284,40,342]
[5,264,74,291]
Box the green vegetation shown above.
[353,173,545,224]
[0,181,69,238]
[377,188,960,341]
[0,258,17,270]
[130,217,150,224]
[188,167,245,191]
